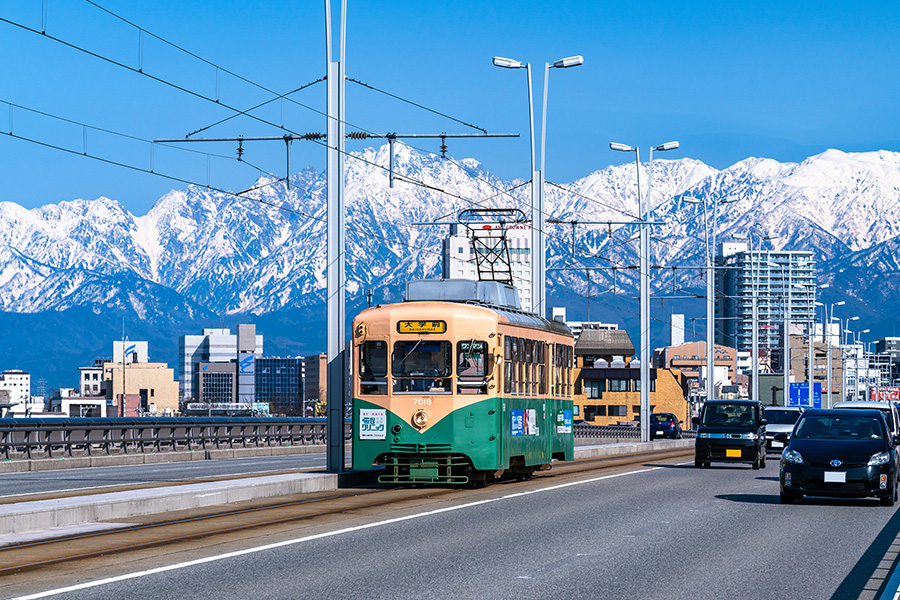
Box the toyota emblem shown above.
[830,459,843,467]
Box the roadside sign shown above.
[789,382,821,408]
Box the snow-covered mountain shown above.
[1,144,899,385]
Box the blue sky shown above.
[1,1,899,214]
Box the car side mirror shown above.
[774,433,789,443]
[760,419,767,426]
[893,435,900,447]
[692,416,700,425]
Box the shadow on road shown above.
[714,493,781,505]
[830,504,900,599]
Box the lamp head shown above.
[493,56,525,69]
[552,55,584,68]
[610,142,635,152]
[654,141,679,152]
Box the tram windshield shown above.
[359,341,388,395]
[392,340,452,393]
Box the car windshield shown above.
[764,409,801,425]
[701,404,756,427]
[793,415,885,440]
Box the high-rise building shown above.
[179,326,263,404]
[717,243,816,368]
[876,337,900,385]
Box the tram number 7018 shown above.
[412,398,432,406]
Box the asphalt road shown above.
[7,456,900,600]
[0,454,327,498]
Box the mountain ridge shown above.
[1,145,898,387]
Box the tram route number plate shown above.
[397,320,446,334]
[360,409,387,440]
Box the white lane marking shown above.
[9,466,664,600]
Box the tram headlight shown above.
[412,409,430,429]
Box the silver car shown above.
[833,400,900,439]
[764,406,804,454]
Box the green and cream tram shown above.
[352,279,575,485]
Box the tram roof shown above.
[404,279,572,337]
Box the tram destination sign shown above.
[397,320,446,334]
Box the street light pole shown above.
[732,233,778,403]
[842,316,859,399]
[683,195,737,403]
[610,140,678,443]
[493,54,583,317]
[827,301,845,407]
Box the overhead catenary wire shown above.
[3,7,571,257]
[347,77,486,133]
[4,7,717,308]
[3,107,712,317]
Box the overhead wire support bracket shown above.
[346,131,519,188]
[153,133,327,189]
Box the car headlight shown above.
[868,452,891,466]
[698,433,709,438]
[782,449,803,464]
[745,433,757,440]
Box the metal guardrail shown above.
[0,418,694,462]
[0,417,342,461]
[573,423,697,441]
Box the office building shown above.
[0,370,30,406]
[256,357,304,415]
[179,326,263,404]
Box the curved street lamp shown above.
[610,140,679,442]
[682,194,737,402]
[493,54,583,317]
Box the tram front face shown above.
[352,304,501,481]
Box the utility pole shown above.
[325,0,347,473]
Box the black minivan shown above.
[693,400,767,469]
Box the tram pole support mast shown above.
[325,0,347,473]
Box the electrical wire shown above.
[347,77,486,133]
[2,8,715,304]
[1,99,268,175]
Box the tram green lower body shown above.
[352,396,575,484]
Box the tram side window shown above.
[504,336,513,394]
[359,341,388,395]
[537,341,546,395]
[392,340,452,393]
[554,343,564,397]
[457,340,488,395]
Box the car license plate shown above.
[771,441,783,448]
[824,471,847,483]
[655,430,664,436]
[726,449,742,458]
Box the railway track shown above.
[0,447,693,585]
